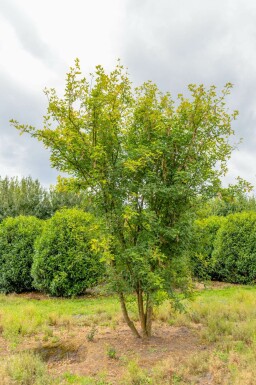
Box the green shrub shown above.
[213,212,256,284]
[191,216,226,280]
[32,209,105,297]
[0,216,43,293]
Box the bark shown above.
[119,292,141,338]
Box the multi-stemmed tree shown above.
[12,60,237,338]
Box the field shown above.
[0,284,256,385]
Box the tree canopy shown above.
[12,60,238,337]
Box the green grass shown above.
[0,294,120,343]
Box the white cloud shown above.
[0,0,256,189]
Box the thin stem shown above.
[119,292,141,338]
[137,285,147,337]
[145,293,153,338]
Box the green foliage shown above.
[12,60,238,336]
[122,360,151,384]
[0,216,43,293]
[213,212,256,284]
[32,208,105,297]
[62,372,112,385]
[191,216,226,280]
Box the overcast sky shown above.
[1,0,256,189]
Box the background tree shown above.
[12,60,238,338]
[196,178,254,219]
[0,176,87,221]
[48,184,88,214]
[0,176,50,220]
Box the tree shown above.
[48,184,88,214]
[12,60,237,338]
[0,176,88,221]
[0,176,51,220]
[196,177,254,219]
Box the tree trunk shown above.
[145,304,153,338]
[145,294,153,338]
[137,287,147,338]
[119,292,141,338]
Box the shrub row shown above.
[0,209,104,296]
[2,209,256,295]
[192,211,256,284]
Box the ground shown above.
[1,284,256,384]
[0,312,204,383]
[39,324,202,383]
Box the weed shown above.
[5,351,52,385]
[121,360,151,384]
[171,374,182,384]
[106,345,117,359]
[0,294,119,343]
[86,325,97,342]
[51,335,60,344]
[43,326,54,337]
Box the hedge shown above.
[191,215,226,280]
[0,216,43,293]
[32,208,105,297]
[213,212,256,284]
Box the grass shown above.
[1,286,256,384]
[155,285,256,384]
[0,294,120,344]
[62,372,112,384]
[0,352,112,385]
[0,351,53,385]
[185,287,256,346]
